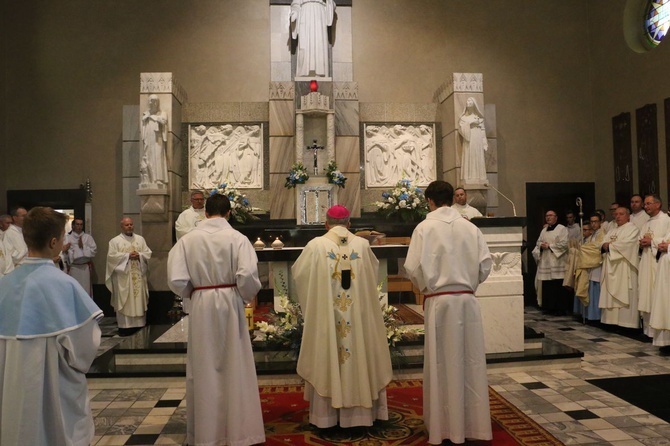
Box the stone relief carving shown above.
[490,252,521,276]
[189,124,263,190]
[140,94,169,189]
[269,82,295,100]
[364,124,436,188]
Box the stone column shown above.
[434,73,498,215]
[137,72,187,290]
[269,81,296,219]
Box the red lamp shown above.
[310,80,318,92]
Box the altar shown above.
[235,216,525,355]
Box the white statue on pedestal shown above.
[141,94,168,188]
[458,97,488,185]
[290,0,336,77]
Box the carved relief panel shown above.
[188,123,264,190]
[363,123,437,188]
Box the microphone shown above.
[485,182,517,217]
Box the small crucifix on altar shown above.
[306,140,324,175]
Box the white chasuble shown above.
[292,225,392,425]
[599,222,640,328]
[638,213,670,316]
[105,233,151,326]
[167,217,264,446]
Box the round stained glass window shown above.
[645,0,670,47]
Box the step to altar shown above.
[87,324,582,378]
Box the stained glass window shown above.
[645,0,670,47]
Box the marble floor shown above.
[88,307,670,445]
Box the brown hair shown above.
[23,207,66,250]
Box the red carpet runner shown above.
[260,380,562,445]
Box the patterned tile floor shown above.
[89,308,670,445]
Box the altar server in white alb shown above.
[404,181,492,445]
[66,218,97,296]
[174,190,206,240]
[167,193,264,446]
[599,206,641,328]
[105,217,151,335]
[0,207,103,446]
[292,204,393,429]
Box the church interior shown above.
[3,0,670,444]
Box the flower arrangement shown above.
[209,182,258,224]
[325,160,347,188]
[373,178,429,222]
[255,278,422,362]
[285,162,309,188]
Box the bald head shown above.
[120,217,134,236]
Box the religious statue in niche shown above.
[458,97,488,185]
[189,124,263,190]
[290,0,336,77]
[140,94,169,188]
[364,124,435,188]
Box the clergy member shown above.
[574,213,605,320]
[532,210,570,314]
[105,217,151,336]
[168,193,264,446]
[292,204,393,428]
[630,194,650,231]
[0,236,13,277]
[649,227,670,354]
[0,207,103,446]
[452,187,483,219]
[599,206,641,328]
[3,206,28,267]
[404,180,492,445]
[175,190,206,240]
[638,194,670,336]
[66,218,97,296]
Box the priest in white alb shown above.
[649,227,670,353]
[168,193,265,446]
[532,210,569,314]
[66,218,97,296]
[637,194,670,335]
[405,181,492,445]
[0,207,103,446]
[599,206,641,328]
[105,217,151,335]
[292,204,393,429]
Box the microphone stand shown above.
[485,182,517,217]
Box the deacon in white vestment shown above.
[292,204,393,428]
[404,181,492,445]
[66,218,97,296]
[532,210,569,313]
[175,190,206,240]
[4,207,28,267]
[0,207,103,446]
[649,228,670,350]
[167,193,264,446]
[637,195,670,335]
[105,217,151,332]
[599,207,641,328]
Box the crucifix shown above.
[306,140,324,175]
